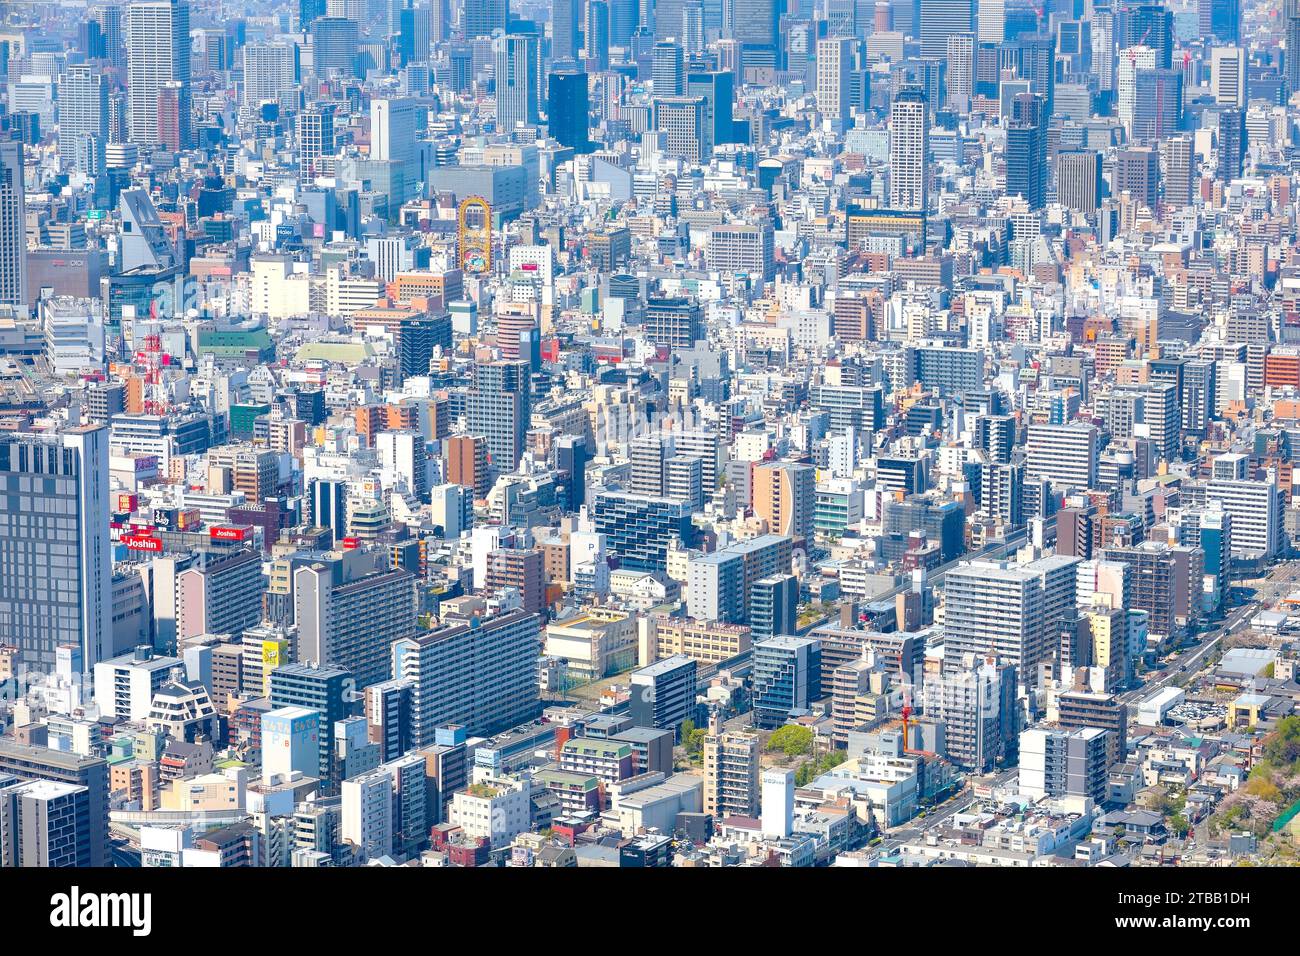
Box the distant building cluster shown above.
[1,0,1300,870]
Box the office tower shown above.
[592,492,697,571]
[466,360,530,483]
[816,37,853,130]
[1116,44,1156,135]
[584,0,611,71]
[298,103,336,184]
[923,657,1017,771]
[652,41,685,95]
[0,427,110,673]
[629,655,697,735]
[644,295,703,347]
[1202,0,1239,41]
[1131,67,1181,143]
[1114,145,1158,211]
[553,0,581,61]
[447,433,490,498]
[702,712,759,817]
[310,17,359,76]
[750,574,797,642]
[548,71,591,151]
[1211,46,1245,107]
[294,553,418,690]
[555,434,589,512]
[1019,727,1108,802]
[464,0,508,36]
[751,636,821,729]
[1288,0,1300,95]
[918,0,974,58]
[1056,149,1102,218]
[0,779,94,867]
[494,34,541,132]
[1005,101,1045,210]
[731,0,782,70]
[243,41,300,107]
[391,608,542,741]
[686,71,733,148]
[946,33,975,105]
[92,4,127,68]
[753,461,815,541]
[942,561,1050,678]
[125,0,192,149]
[1217,107,1245,181]
[1119,2,1172,69]
[1205,478,1283,559]
[1025,422,1098,490]
[889,86,927,211]
[371,97,420,168]
[978,0,1005,41]
[1162,134,1194,209]
[58,66,109,172]
[607,0,637,44]
[654,95,713,162]
[0,741,109,866]
[398,5,432,65]
[0,141,26,309]
[308,478,348,544]
[270,663,352,782]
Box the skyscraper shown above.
[918,0,974,58]
[816,37,853,130]
[297,103,336,184]
[464,0,509,38]
[584,0,611,71]
[0,141,27,310]
[0,426,111,672]
[548,70,592,152]
[1217,107,1245,181]
[243,40,300,108]
[493,34,541,133]
[1287,0,1300,96]
[889,86,928,211]
[57,66,109,173]
[125,0,192,149]
[652,41,685,95]
[730,0,781,71]
[466,360,531,482]
[553,0,581,61]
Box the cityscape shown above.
[1,0,1300,877]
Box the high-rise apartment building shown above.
[125,0,192,149]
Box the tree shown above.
[767,725,814,758]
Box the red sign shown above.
[124,534,163,552]
[210,525,250,542]
[341,537,360,550]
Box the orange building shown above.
[1264,350,1300,389]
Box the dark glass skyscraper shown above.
[547,70,592,153]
